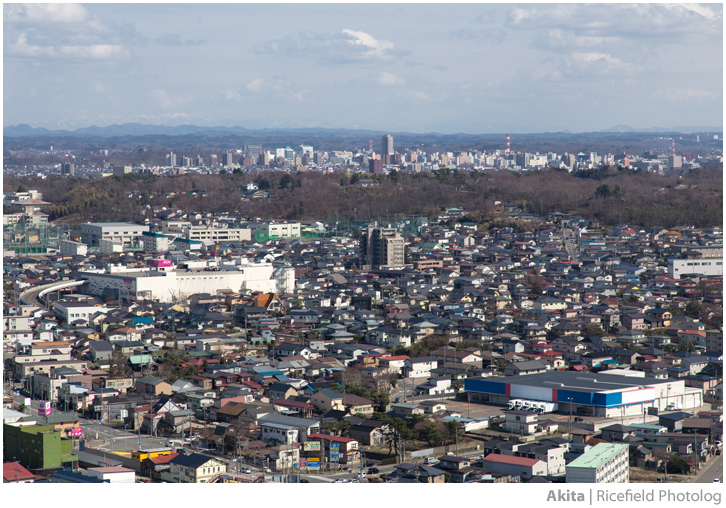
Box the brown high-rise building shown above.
[369,158,383,174]
[360,227,406,268]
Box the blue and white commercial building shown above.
[464,372,703,418]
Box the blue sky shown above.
[3,3,723,133]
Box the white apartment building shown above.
[565,443,629,483]
[59,240,88,257]
[185,226,252,243]
[249,221,301,239]
[53,302,111,326]
[80,222,149,247]
[142,231,171,253]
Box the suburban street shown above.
[691,454,723,484]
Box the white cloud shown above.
[341,29,394,59]
[663,4,720,20]
[6,32,129,59]
[253,29,399,64]
[4,3,89,24]
[571,52,621,65]
[405,90,431,103]
[377,72,405,87]
[233,77,309,102]
[246,78,266,93]
[149,89,192,109]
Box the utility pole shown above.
[568,397,573,441]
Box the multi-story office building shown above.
[223,152,234,166]
[165,152,177,167]
[61,163,75,176]
[80,222,149,247]
[360,228,406,268]
[565,443,629,483]
[381,135,394,156]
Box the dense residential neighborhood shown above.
[3,192,723,484]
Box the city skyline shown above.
[3,3,723,134]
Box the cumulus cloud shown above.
[4,3,89,24]
[505,3,721,39]
[6,32,129,59]
[252,29,400,64]
[377,72,405,87]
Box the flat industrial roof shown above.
[566,443,628,470]
[476,371,673,393]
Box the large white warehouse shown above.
[80,260,278,302]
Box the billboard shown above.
[330,442,339,462]
[304,441,321,452]
[307,458,320,470]
[70,427,82,437]
[38,401,51,417]
[299,459,307,470]
[150,259,172,268]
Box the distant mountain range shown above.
[3,122,722,139]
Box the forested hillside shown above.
[6,164,722,229]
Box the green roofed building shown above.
[565,443,629,483]
[4,423,78,471]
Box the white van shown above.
[424,457,439,465]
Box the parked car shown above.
[424,457,439,465]
[574,417,584,423]
[367,467,380,474]
[242,468,251,474]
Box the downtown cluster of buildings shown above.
[5,134,723,179]
[3,190,723,483]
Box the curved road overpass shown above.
[19,280,86,307]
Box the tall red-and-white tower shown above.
[671,139,675,156]
[505,133,511,156]
[369,138,373,155]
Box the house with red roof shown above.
[481,453,547,480]
[306,433,360,464]
[3,462,36,483]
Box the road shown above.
[691,453,723,483]
[563,227,580,261]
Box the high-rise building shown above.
[210,154,218,166]
[166,152,177,167]
[360,227,406,268]
[369,157,383,174]
[223,152,234,166]
[61,163,75,176]
[381,135,394,156]
[246,145,262,158]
